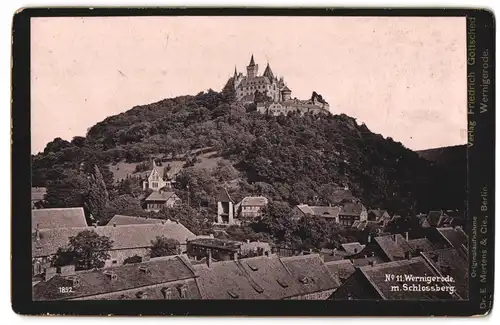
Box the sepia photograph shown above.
[29,14,470,303]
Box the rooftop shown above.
[359,256,459,300]
[33,222,196,257]
[324,259,356,285]
[194,254,337,300]
[240,196,268,207]
[32,207,87,230]
[406,238,435,252]
[296,205,341,219]
[188,238,242,252]
[341,242,365,255]
[145,191,178,202]
[340,203,366,216]
[105,215,165,226]
[374,234,414,261]
[33,255,200,301]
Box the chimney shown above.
[113,223,116,227]
[368,260,376,267]
[371,252,375,257]
[233,252,238,261]
[393,234,397,243]
[332,248,337,256]
[207,250,212,267]
[209,234,214,238]
[246,239,250,243]
[367,234,371,243]
[405,232,409,241]
[35,224,41,241]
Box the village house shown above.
[142,160,178,192]
[329,256,462,300]
[31,187,47,209]
[234,196,269,219]
[144,190,181,212]
[31,221,196,277]
[291,204,341,222]
[421,211,454,228]
[338,203,368,226]
[367,209,392,226]
[32,207,88,229]
[216,188,235,224]
[187,237,271,262]
[33,255,201,301]
[194,254,339,300]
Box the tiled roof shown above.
[31,187,47,201]
[351,255,385,267]
[32,222,196,257]
[359,257,458,299]
[341,242,365,255]
[368,209,387,219]
[340,203,366,216]
[240,196,268,207]
[281,254,339,296]
[437,227,468,251]
[188,238,241,252]
[423,211,452,227]
[105,215,165,226]
[281,85,291,93]
[407,238,435,252]
[421,248,468,299]
[32,208,87,229]
[374,234,414,261]
[145,191,178,202]
[194,254,337,300]
[33,255,200,301]
[296,205,340,219]
[351,220,379,231]
[217,188,234,203]
[324,259,356,285]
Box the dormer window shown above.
[178,284,187,299]
[161,287,173,299]
[135,291,147,299]
[276,278,289,288]
[298,275,310,284]
[139,266,151,275]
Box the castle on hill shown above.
[232,55,331,116]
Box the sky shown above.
[31,16,467,154]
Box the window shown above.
[112,260,117,264]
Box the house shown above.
[142,160,176,192]
[367,209,390,222]
[340,242,365,255]
[329,256,461,300]
[31,187,47,209]
[421,211,454,228]
[187,237,271,261]
[338,203,367,226]
[105,215,165,226]
[32,207,88,229]
[421,248,468,299]
[193,254,338,300]
[373,234,414,262]
[31,221,196,276]
[324,259,356,287]
[144,191,181,212]
[216,188,235,224]
[291,204,341,222]
[33,255,201,301]
[235,196,268,218]
[406,238,436,253]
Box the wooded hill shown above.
[32,86,466,219]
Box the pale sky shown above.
[31,16,467,154]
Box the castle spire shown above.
[263,62,274,80]
[249,54,255,66]
[233,66,238,77]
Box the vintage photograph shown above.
[30,16,468,301]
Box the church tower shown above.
[246,54,259,79]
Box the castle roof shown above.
[248,54,255,66]
[281,85,291,93]
[263,63,274,80]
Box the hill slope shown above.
[32,89,466,215]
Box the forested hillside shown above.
[32,86,466,228]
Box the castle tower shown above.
[217,187,234,224]
[263,63,274,80]
[281,85,292,101]
[246,54,259,79]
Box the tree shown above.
[85,165,109,223]
[52,230,113,270]
[45,170,91,208]
[150,236,180,258]
[105,194,145,222]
